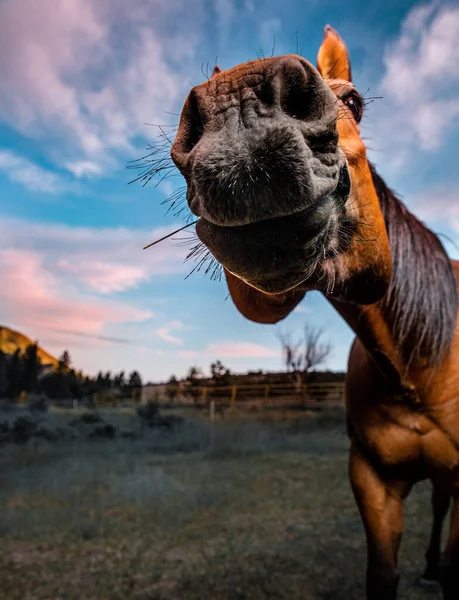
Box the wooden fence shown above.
[15,382,345,410]
[142,381,345,409]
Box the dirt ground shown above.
[0,405,443,599]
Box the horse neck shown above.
[329,168,458,389]
[328,297,409,389]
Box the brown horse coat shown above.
[169,25,459,600]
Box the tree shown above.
[187,366,203,383]
[5,349,23,399]
[96,371,104,390]
[210,360,231,386]
[166,375,179,402]
[128,371,142,388]
[58,350,71,372]
[128,371,143,403]
[104,371,112,389]
[0,349,8,397]
[186,366,203,403]
[41,349,73,400]
[114,371,126,390]
[279,324,332,390]
[22,343,41,393]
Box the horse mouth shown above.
[196,194,344,294]
[194,159,352,294]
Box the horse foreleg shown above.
[439,495,459,600]
[349,442,412,600]
[421,486,450,584]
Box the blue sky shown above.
[1,0,459,382]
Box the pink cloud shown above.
[203,342,279,358]
[0,217,188,295]
[0,248,151,348]
[56,259,148,294]
[0,0,204,174]
[0,216,198,352]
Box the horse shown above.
[166,25,459,600]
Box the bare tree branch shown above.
[278,325,332,385]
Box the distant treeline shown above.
[0,345,345,405]
[164,362,345,388]
[0,344,142,402]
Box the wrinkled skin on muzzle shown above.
[171,54,352,294]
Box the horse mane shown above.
[369,164,458,368]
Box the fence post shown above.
[202,387,208,405]
[264,384,270,403]
[209,399,215,421]
[231,385,237,405]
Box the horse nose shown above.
[272,55,318,121]
[171,55,324,171]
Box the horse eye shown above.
[343,93,363,122]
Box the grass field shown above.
[0,404,442,599]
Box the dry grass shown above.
[0,406,441,599]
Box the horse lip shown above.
[196,193,338,240]
[195,195,339,291]
[190,160,351,228]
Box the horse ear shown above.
[316,25,352,82]
[211,65,221,78]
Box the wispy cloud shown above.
[0,0,205,176]
[65,160,103,178]
[412,185,459,235]
[0,248,151,345]
[0,217,189,295]
[0,217,193,346]
[155,320,190,345]
[375,2,459,168]
[0,149,78,194]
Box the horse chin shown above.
[196,195,341,294]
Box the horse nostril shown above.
[181,90,204,154]
[255,78,276,107]
[279,59,315,121]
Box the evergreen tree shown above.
[114,371,125,390]
[6,349,23,399]
[128,371,142,388]
[0,349,7,397]
[68,368,83,399]
[22,343,40,393]
[96,371,104,391]
[128,371,142,403]
[58,350,71,372]
[104,371,112,389]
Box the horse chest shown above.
[353,404,459,482]
[355,408,424,468]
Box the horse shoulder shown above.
[346,338,425,469]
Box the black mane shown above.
[370,165,458,368]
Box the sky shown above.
[1,0,459,382]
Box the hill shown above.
[0,326,58,367]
